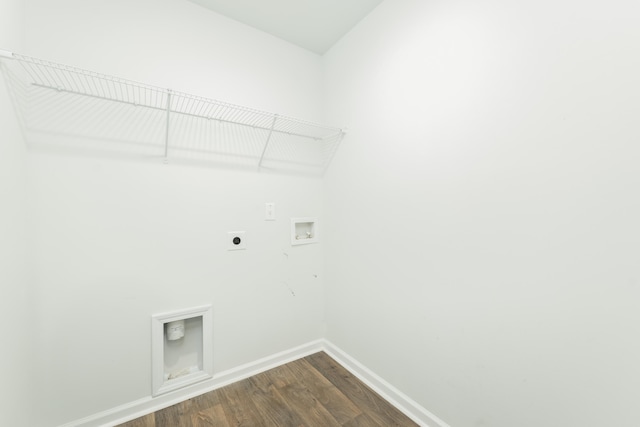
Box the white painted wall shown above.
[0,1,31,426]
[21,0,325,425]
[12,0,640,425]
[24,0,322,119]
[323,1,640,426]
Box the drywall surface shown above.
[323,1,640,426]
[23,0,325,425]
[0,1,30,426]
[24,0,323,119]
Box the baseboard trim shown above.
[59,339,449,427]
[320,340,451,427]
[59,339,324,427]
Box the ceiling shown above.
[187,0,384,55]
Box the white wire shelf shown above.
[0,50,345,175]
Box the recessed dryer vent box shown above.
[151,305,213,396]
[291,217,318,245]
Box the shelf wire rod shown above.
[190,97,202,116]
[128,82,137,105]
[242,107,264,127]
[249,110,269,127]
[220,103,237,122]
[202,99,216,117]
[183,94,196,116]
[124,81,134,105]
[52,64,73,93]
[91,70,105,98]
[209,102,225,121]
[198,99,211,118]
[258,115,278,169]
[91,72,105,97]
[164,90,172,162]
[201,100,215,119]
[172,92,183,113]
[152,87,162,108]
[323,130,346,173]
[63,67,79,93]
[104,75,116,101]
[226,105,242,123]
[214,103,229,121]
[116,78,125,103]
[201,100,216,120]
[19,61,48,90]
[150,88,156,109]
[45,64,65,91]
[103,74,115,100]
[120,80,129,104]
[278,119,300,135]
[96,74,108,101]
[234,108,255,128]
[233,106,250,123]
[29,61,54,89]
[234,108,253,127]
[180,93,191,114]
[151,87,157,109]
[28,82,324,141]
[182,95,197,116]
[82,71,98,100]
[105,74,116,99]
[192,97,206,118]
[183,95,196,115]
[211,104,227,123]
[68,69,84,95]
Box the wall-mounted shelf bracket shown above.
[258,115,278,169]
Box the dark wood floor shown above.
[118,351,418,427]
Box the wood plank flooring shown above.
[118,351,418,427]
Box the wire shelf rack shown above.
[0,51,345,175]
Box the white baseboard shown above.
[59,340,324,427]
[321,341,451,427]
[58,339,449,427]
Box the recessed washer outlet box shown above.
[291,218,318,245]
[228,231,246,250]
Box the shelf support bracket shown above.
[258,115,277,169]
[164,90,172,163]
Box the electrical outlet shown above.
[265,202,276,220]
[227,231,246,250]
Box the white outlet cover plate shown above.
[228,231,246,250]
[265,202,276,221]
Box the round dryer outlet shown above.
[227,231,246,250]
